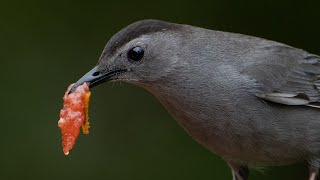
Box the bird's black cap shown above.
[99,19,182,61]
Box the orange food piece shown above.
[82,92,91,134]
[58,83,91,155]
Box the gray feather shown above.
[241,45,320,105]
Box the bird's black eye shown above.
[127,46,144,61]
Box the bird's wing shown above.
[242,45,320,107]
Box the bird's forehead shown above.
[99,20,183,61]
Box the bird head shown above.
[69,19,188,93]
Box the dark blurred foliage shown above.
[0,0,319,179]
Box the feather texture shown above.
[243,46,320,106]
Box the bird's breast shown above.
[144,82,317,166]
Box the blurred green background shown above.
[1,0,319,179]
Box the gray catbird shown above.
[69,19,320,180]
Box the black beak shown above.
[68,66,127,94]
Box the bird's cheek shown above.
[115,72,134,82]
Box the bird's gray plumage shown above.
[71,19,320,179]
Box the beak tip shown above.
[67,66,99,94]
[68,87,75,95]
[68,84,79,94]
